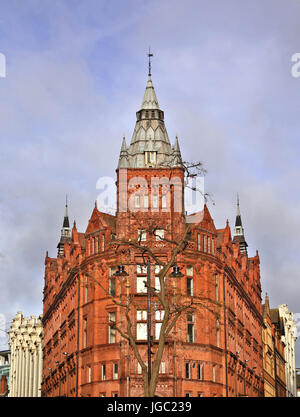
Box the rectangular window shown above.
[155,322,162,340]
[187,313,194,322]
[109,267,116,277]
[135,195,140,208]
[102,235,105,251]
[92,238,95,255]
[187,324,194,343]
[109,278,116,297]
[203,235,206,252]
[144,195,149,209]
[137,362,143,374]
[155,310,165,321]
[187,314,194,343]
[216,320,220,348]
[88,366,91,383]
[211,239,215,254]
[137,310,147,321]
[160,362,166,374]
[212,366,216,382]
[137,323,147,340]
[113,363,118,380]
[152,194,158,209]
[207,236,211,253]
[155,276,161,292]
[138,229,146,242]
[149,151,156,164]
[109,312,116,343]
[197,364,203,380]
[137,264,147,274]
[197,233,201,251]
[155,264,163,274]
[101,364,106,381]
[95,237,99,253]
[186,266,193,276]
[155,229,164,241]
[155,265,163,291]
[215,275,219,301]
[84,276,88,304]
[137,310,147,340]
[136,277,147,293]
[187,278,193,296]
[83,318,87,348]
[162,194,167,209]
[185,363,190,379]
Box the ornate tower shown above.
[116,70,186,240]
[233,194,248,255]
[57,197,71,256]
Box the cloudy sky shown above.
[0,0,299,364]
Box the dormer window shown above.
[145,151,157,166]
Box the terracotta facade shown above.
[42,74,264,397]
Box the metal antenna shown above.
[147,47,153,76]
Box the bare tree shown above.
[80,218,222,397]
[79,160,221,397]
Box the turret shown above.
[117,53,183,169]
[57,196,71,256]
[233,194,248,255]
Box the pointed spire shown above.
[233,195,248,256]
[118,136,129,168]
[235,193,242,227]
[140,48,159,109]
[57,197,71,256]
[141,76,160,110]
[265,292,270,308]
[172,135,182,166]
[117,56,182,169]
[174,135,180,152]
[63,195,70,228]
[72,220,79,245]
[121,136,127,152]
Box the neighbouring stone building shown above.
[296,368,300,397]
[42,68,264,397]
[8,312,43,397]
[262,294,286,397]
[272,304,297,397]
[0,350,10,397]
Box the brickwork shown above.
[42,75,264,397]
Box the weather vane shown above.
[148,47,153,77]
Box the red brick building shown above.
[42,72,264,397]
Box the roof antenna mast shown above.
[148,47,153,77]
